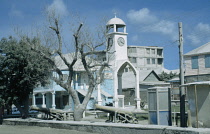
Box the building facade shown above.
[184,42,210,83]
[127,46,164,70]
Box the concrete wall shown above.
[3,118,210,134]
[187,84,210,128]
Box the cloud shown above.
[127,8,157,24]
[9,6,24,18]
[127,8,177,40]
[196,23,210,33]
[46,0,68,17]
[187,23,210,45]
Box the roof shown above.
[167,77,180,82]
[77,89,94,98]
[140,81,169,86]
[184,42,210,56]
[139,70,154,81]
[181,81,210,87]
[101,90,113,97]
[106,17,126,26]
[121,70,165,89]
[54,53,99,71]
[128,45,163,49]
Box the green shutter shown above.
[205,54,210,68]
[191,56,198,69]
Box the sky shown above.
[0,0,210,70]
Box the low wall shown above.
[3,118,210,134]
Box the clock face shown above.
[117,37,125,46]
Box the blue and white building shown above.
[31,16,169,110]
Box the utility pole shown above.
[178,22,186,127]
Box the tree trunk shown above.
[22,95,29,119]
[0,106,4,124]
[14,95,29,119]
[73,104,85,121]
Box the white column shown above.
[51,91,56,109]
[42,93,46,108]
[97,83,102,105]
[118,74,122,95]
[124,26,126,33]
[32,93,37,107]
[113,70,118,107]
[135,71,141,109]
[114,24,116,32]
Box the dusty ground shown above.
[0,111,148,134]
[0,125,99,134]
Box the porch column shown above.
[51,91,56,109]
[42,93,46,108]
[97,81,102,105]
[32,93,37,107]
[135,72,141,109]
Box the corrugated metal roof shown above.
[184,42,210,56]
[181,81,210,86]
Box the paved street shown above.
[0,125,98,134]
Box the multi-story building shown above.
[184,42,210,83]
[127,46,164,70]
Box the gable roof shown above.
[184,42,210,56]
[143,70,161,81]
[122,70,163,89]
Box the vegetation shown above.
[158,71,178,81]
[0,36,52,118]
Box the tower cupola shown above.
[106,16,126,33]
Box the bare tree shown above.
[25,11,111,120]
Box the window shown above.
[205,54,210,68]
[63,74,68,81]
[146,48,150,54]
[129,57,137,63]
[157,49,162,56]
[151,49,155,55]
[124,68,129,72]
[128,47,137,53]
[158,58,163,65]
[152,59,155,64]
[191,56,198,69]
[147,58,150,64]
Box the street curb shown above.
[3,118,210,134]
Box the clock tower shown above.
[104,16,141,109]
[106,16,128,61]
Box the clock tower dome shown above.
[106,16,128,61]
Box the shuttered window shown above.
[191,56,198,69]
[205,54,210,68]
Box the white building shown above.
[127,46,164,70]
[31,16,169,110]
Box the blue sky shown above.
[0,0,210,70]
